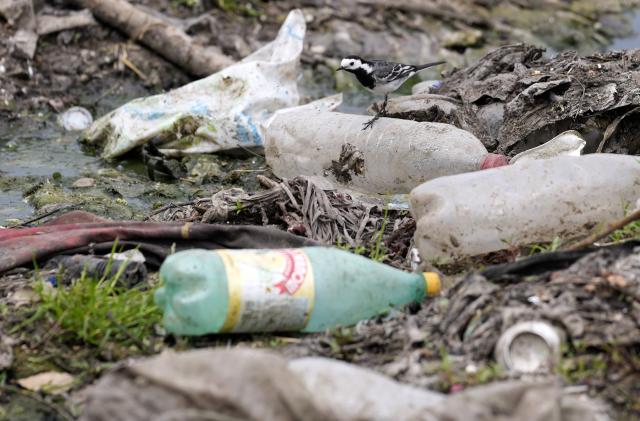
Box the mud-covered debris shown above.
[0,330,15,370]
[0,0,30,26]
[327,143,366,184]
[45,254,147,288]
[436,244,640,358]
[284,240,640,416]
[36,9,97,36]
[7,287,39,307]
[10,28,37,58]
[388,44,640,155]
[148,176,416,269]
[141,141,187,181]
[1,0,37,59]
[384,93,462,125]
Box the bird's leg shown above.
[362,94,388,131]
[380,93,389,116]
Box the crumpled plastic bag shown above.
[82,9,305,159]
[79,347,609,421]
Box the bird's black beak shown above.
[336,66,344,71]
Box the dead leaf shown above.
[17,371,75,394]
[0,331,16,370]
[605,273,628,289]
[9,288,39,306]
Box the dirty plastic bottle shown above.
[264,110,508,195]
[410,154,640,260]
[154,247,441,334]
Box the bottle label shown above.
[217,249,315,333]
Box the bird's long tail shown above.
[414,61,446,71]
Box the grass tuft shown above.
[216,0,261,17]
[15,259,161,351]
[527,236,562,255]
[607,219,640,243]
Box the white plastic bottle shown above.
[264,110,507,195]
[410,154,640,260]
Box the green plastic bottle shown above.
[155,247,440,334]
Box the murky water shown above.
[0,121,154,224]
[609,13,640,50]
[1,117,93,223]
[0,82,186,225]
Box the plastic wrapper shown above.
[82,9,305,159]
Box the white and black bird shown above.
[337,56,446,129]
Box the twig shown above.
[233,144,266,159]
[565,208,640,251]
[596,106,640,153]
[229,169,267,174]
[120,47,148,81]
[14,203,85,227]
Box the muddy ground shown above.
[2,0,640,225]
[1,0,640,420]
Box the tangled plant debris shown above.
[147,175,416,268]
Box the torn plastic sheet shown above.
[0,211,318,274]
[82,9,306,159]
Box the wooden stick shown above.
[565,208,640,251]
[66,0,234,77]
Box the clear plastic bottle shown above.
[154,247,441,334]
[264,110,507,195]
[410,154,640,260]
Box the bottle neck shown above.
[479,153,509,170]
